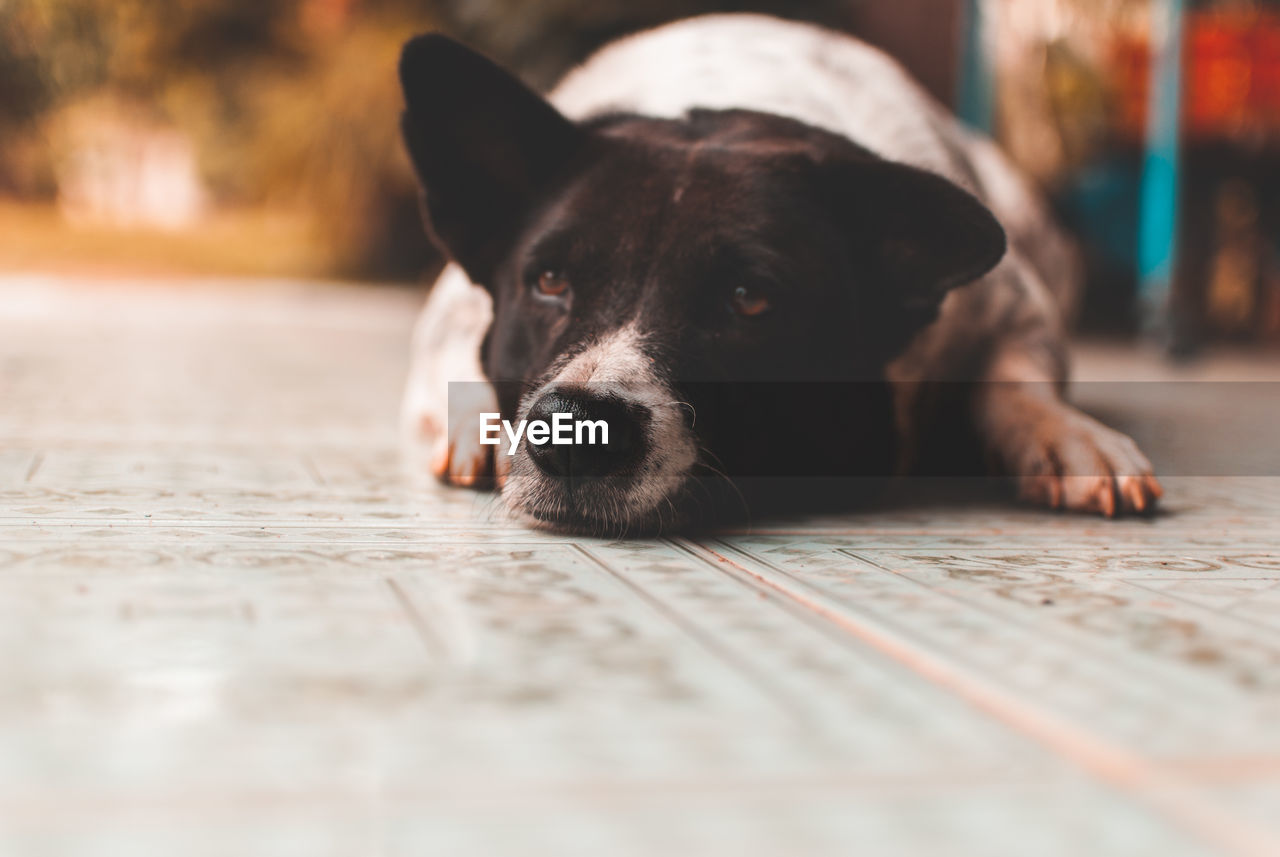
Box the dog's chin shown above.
[501,469,692,536]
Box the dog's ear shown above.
[399,34,584,287]
[828,159,1007,308]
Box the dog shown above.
[398,13,1163,533]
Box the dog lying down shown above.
[398,13,1162,534]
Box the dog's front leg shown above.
[974,347,1163,516]
[400,265,501,488]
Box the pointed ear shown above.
[829,159,1007,307]
[399,34,584,286]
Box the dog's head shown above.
[400,34,1006,534]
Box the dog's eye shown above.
[533,270,570,298]
[730,285,771,317]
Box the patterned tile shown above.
[2,276,1278,856]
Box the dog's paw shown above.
[1009,409,1163,517]
[423,415,494,488]
[403,387,500,490]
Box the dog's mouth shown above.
[502,428,699,535]
[514,471,693,535]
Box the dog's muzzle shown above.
[500,325,701,533]
[524,387,650,480]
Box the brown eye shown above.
[730,285,771,317]
[535,270,570,297]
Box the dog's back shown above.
[550,13,1081,340]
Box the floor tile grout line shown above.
[0,770,1115,824]
[2,516,1269,537]
[385,577,450,660]
[23,453,43,482]
[3,515,1261,533]
[705,527,1265,537]
[1220,578,1280,611]
[676,537,1280,857]
[841,549,1265,700]
[665,539,945,655]
[301,455,327,487]
[1160,755,1280,783]
[0,543,589,554]
[572,543,815,726]
[1121,577,1280,641]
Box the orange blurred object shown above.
[1111,8,1280,143]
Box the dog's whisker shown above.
[694,445,752,526]
[657,401,697,428]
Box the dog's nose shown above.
[524,389,648,479]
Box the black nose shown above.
[524,388,649,479]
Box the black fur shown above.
[400,34,1009,531]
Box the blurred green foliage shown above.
[0,0,852,278]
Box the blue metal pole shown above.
[1137,0,1187,341]
[955,0,995,133]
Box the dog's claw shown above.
[411,406,496,490]
[1004,408,1162,518]
[429,441,450,478]
[1120,476,1148,514]
[1099,481,1116,518]
[430,434,493,488]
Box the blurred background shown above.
[1,0,1278,347]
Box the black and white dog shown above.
[398,14,1162,533]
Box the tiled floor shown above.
[2,276,1279,856]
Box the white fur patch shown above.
[400,266,497,482]
[551,15,957,182]
[501,323,699,528]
